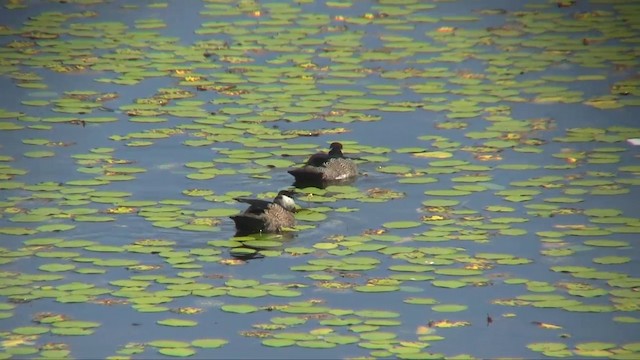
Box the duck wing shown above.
[288,167,325,183]
[305,152,330,167]
[234,198,272,213]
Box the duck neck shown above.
[328,148,344,158]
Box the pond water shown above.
[1,0,640,359]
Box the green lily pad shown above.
[431,280,466,289]
[431,304,467,312]
[191,339,229,349]
[378,165,412,174]
[424,189,472,196]
[434,268,483,276]
[383,221,422,229]
[12,326,49,335]
[262,339,296,348]
[50,327,95,336]
[148,340,192,348]
[156,318,198,327]
[593,256,631,264]
[227,288,267,298]
[354,285,400,293]
[157,348,196,357]
[39,263,76,272]
[404,297,439,305]
[614,317,640,323]
[584,240,629,247]
[24,151,55,158]
[296,340,337,349]
[220,304,259,314]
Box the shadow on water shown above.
[290,177,358,190]
[229,233,297,262]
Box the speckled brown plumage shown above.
[288,142,358,183]
[230,191,296,234]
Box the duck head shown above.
[328,142,344,157]
[274,190,296,211]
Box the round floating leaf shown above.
[262,339,295,348]
[569,289,608,298]
[220,304,259,314]
[5,346,38,356]
[50,327,94,336]
[13,326,49,335]
[614,317,640,323]
[583,208,622,217]
[434,268,483,276]
[404,297,438,305]
[148,340,192,348]
[274,332,317,341]
[0,227,38,235]
[268,289,302,297]
[544,197,583,204]
[24,151,55,158]
[254,159,295,168]
[38,350,71,358]
[35,251,80,259]
[225,279,259,288]
[325,335,359,345]
[56,295,91,303]
[575,342,616,351]
[354,310,400,318]
[0,122,25,130]
[354,285,399,293]
[74,216,115,222]
[527,343,568,352]
[422,199,460,207]
[584,240,629,247]
[431,280,466,289]
[52,320,100,328]
[36,224,76,232]
[158,348,196,357]
[39,263,75,272]
[296,340,337,349]
[378,165,412,174]
[360,331,397,341]
[10,214,51,223]
[156,318,198,327]
[227,288,267,298]
[85,245,124,253]
[383,221,422,229]
[431,304,468,312]
[622,342,640,351]
[593,256,630,265]
[564,304,616,312]
[389,265,434,273]
[191,339,228,349]
[295,211,328,222]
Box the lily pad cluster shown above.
[1,0,640,359]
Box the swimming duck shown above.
[288,142,358,184]
[230,190,296,234]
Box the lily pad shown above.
[156,318,198,327]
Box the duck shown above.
[230,190,296,234]
[288,142,358,184]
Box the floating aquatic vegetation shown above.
[1,0,639,359]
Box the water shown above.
[1,0,640,359]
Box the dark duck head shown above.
[305,142,344,167]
